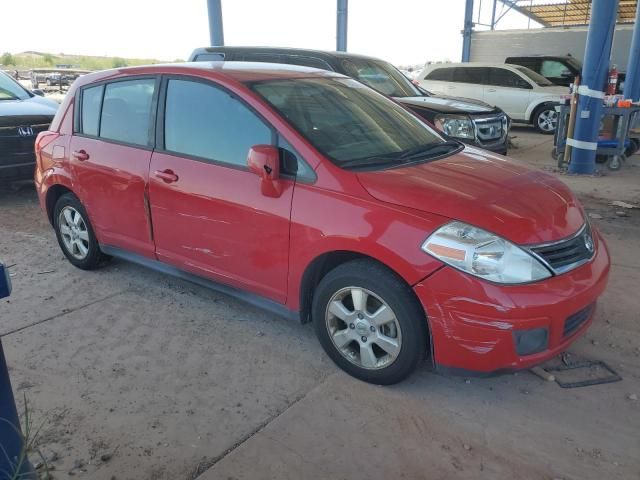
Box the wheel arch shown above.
[45,184,75,226]
[298,250,433,359]
[527,101,559,123]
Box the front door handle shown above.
[72,150,90,161]
[487,88,497,92]
[154,169,179,183]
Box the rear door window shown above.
[425,68,453,81]
[163,79,272,167]
[99,79,156,146]
[80,84,104,136]
[453,67,488,84]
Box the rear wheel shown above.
[312,259,428,385]
[53,193,105,270]
[533,105,558,134]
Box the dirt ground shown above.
[1,127,639,480]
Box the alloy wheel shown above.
[538,109,558,132]
[58,206,90,260]
[325,287,402,370]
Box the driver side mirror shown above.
[247,145,282,198]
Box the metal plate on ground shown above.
[544,359,622,389]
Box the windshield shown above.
[250,77,453,170]
[514,66,554,86]
[339,57,423,98]
[0,72,31,100]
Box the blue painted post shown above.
[207,0,224,47]
[569,0,620,174]
[336,0,348,52]
[490,0,498,30]
[0,264,35,479]
[461,0,474,62]
[623,4,640,101]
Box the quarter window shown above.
[80,85,104,137]
[99,79,155,146]
[164,79,272,167]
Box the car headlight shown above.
[434,115,475,140]
[421,222,551,284]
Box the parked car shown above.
[189,47,510,154]
[45,72,73,87]
[506,54,626,93]
[418,63,569,134]
[0,71,58,183]
[35,63,609,384]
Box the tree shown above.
[43,53,54,65]
[1,52,15,66]
[112,57,128,68]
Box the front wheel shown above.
[533,105,558,134]
[312,259,428,385]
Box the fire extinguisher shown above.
[607,65,619,95]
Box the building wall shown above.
[469,24,633,69]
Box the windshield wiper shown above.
[397,140,463,161]
[339,141,463,170]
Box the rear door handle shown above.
[154,169,179,183]
[72,150,90,161]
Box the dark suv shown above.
[190,47,510,154]
[506,54,626,93]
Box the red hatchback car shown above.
[35,63,610,384]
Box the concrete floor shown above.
[1,127,639,480]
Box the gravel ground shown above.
[1,127,639,480]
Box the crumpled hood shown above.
[397,95,497,114]
[0,97,58,126]
[356,147,585,245]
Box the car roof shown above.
[424,62,522,69]
[189,46,388,63]
[72,61,344,89]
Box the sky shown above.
[0,0,539,66]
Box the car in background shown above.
[45,72,74,87]
[418,63,569,134]
[35,62,609,384]
[505,54,625,93]
[0,71,58,183]
[189,47,510,154]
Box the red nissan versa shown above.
[34,63,610,384]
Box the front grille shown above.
[473,115,507,144]
[0,123,50,164]
[530,224,594,274]
[563,303,595,337]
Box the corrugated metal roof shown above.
[513,0,637,27]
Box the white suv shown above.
[418,63,569,134]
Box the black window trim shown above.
[155,74,316,183]
[74,75,161,151]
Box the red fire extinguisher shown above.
[607,65,619,95]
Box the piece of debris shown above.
[588,213,603,219]
[256,331,265,337]
[591,340,599,346]
[37,270,56,275]
[463,444,472,451]
[611,200,638,209]
[628,393,638,401]
[615,210,629,217]
[530,366,556,382]
[100,453,112,462]
[464,379,471,384]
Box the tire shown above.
[53,193,105,270]
[312,259,428,385]
[625,138,639,157]
[533,105,558,134]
